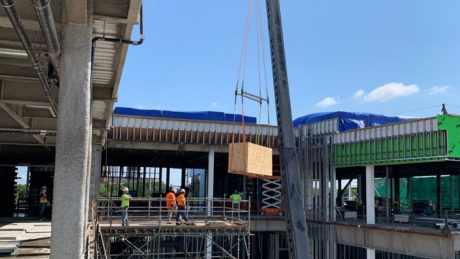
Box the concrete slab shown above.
[4,256,49,259]
[11,247,50,256]
[20,232,51,241]
[27,226,52,233]
[0,231,24,240]
[0,222,51,242]
[20,238,50,248]
[0,241,19,254]
[0,223,32,232]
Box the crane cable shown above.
[255,0,271,147]
[230,1,273,255]
[231,0,272,145]
[231,0,253,171]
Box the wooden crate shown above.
[228,142,273,177]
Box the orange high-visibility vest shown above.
[166,192,176,207]
[177,194,186,206]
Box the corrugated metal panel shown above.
[300,118,338,136]
[110,115,278,146]
[333,117,437,144]
[91,19,124,120]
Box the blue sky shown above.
[117,0,460,124]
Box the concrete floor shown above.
[0,221,51,258]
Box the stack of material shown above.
[228,142,272,178]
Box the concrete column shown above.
[366,165,375,224]
[385,167,390,221]
[366,248,375,259]
[206,149,215,259]
[437,173,441,217]
[207,149,215,214]
[89,144,102,203]
[331,167,337,221]
[50,23,92,259]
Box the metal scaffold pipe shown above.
[31,0,60,69]
[0,0,58,117]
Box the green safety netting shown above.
[375,176,460,212]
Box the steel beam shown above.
[265,0,309,257]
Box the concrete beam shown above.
[249,219,286,232]
[0,74,38,81]
[0,103,45,145]
[0,103,29,128]
[336,223,456,259]
[92,118,106,129]
[0,39,47,51]
[0,16,42,31]
[0,57,31,67]
[64,0,87,24]
[93,86,115,101]
[93,15,129,24]
[107,140,229,153]
[0,77,58,108]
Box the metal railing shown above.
[335,205,460,233]
[95,196,251,228]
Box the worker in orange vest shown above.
[166,187,177,224]
[176,188,188,225]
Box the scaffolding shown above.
[92,197,251,258]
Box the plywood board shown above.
[228,142,272,177]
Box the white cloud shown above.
[353,89,365,99]
[429,85,450,95]
[209,102,219,108]
[362,82,419,102]
[315,97,339,108]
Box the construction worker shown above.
[230,189,242,219]
[166,187,177,224]
[121,187,132,227]
[176,189,188,225]
[229,189,241,209]
[38,186,48,220]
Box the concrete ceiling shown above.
[0,0,142,157]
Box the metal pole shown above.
[265,0,310,257]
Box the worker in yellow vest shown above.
[230,189,242,219]
[121,187,132,227]
[230,189,242,209]
[176,189,188,225]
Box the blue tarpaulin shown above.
[293,111,410,132]
[114,107,257,124]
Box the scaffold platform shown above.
[92,197,252,259]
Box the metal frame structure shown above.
[92,197,252,258]
[110,114,278,148]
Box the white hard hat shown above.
[179,188,185,193]
[122,187,129,192]
[171,188,177,193]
